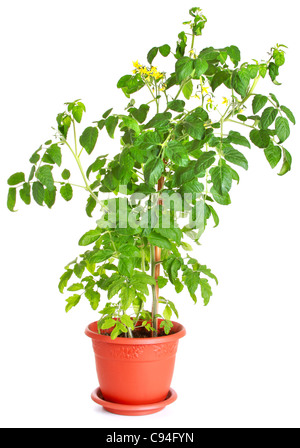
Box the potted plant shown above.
[6,7,295,416]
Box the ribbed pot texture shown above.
[85,319,186,405]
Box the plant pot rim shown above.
[85,319,186,345]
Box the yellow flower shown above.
[133,60,141,69]
[222,97,229,105]
[202,86,209,94]
[207,98,213,104]
[192,94,201,100]
[238,109,244,114]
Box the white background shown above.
[0,0,299,429]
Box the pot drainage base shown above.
[91,388,177,416]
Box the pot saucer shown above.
[91,388,177,416]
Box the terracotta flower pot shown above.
[85,319,186,412]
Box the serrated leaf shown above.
[65,294,81,312]
[32,181,45,206]
[210,161,233,195]
[59,269,73,293]
[260,107,278,129]
[36,165,55,191]
[79,127,99,154]
[252,94,268,114]
[223,147,248,170]
[275,117,290,143]
[79,228,102,246]
[249,129,270,148]
[47,144,62,167]
[7,188,17,212]
[200,278,212,305]
[264,142,282,169]
[147,47,158,64]
[60,184,73,202]
[280,106,296,125]
[8,172,25,186]
[19,182,31,205]
[144,158,164,186]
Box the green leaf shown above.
[167,100,185,112]
[67,283,83,292]
[129,104,150,123]
[59,269,73,293]
[198,265,218,284]
[79,127,99,154]
[175,57,194,83]
[101,317,116,330]
[120,314,135,330]
[226,45,241,67]
[119,245,141,258]
[154,227,182,245]
[275,117,290,143]
[210,161,233,196]
[183,270,200,297]
[89,250,114,264]
[269,62,280,84]
[169,259,181,283]
[7,188,17,212]
[19,182,31,205]
[36,165,55,191]
[193,58,208,77]
[227,131,251,148]
[200,278,212,305]
[223,147,248,170]
[163,305,172,321]
[194,151,216,173]
[72,106,84,123]
[44,188,57,209]
[264,142,282,169]
[208,204,219,227]
[184,118,205,140]
[148,231,172,250]
[60,184,73,202]
[86,196,96,217]
[8,172,25,186]
[260,107,278,129]
[165,141,189,166]
[65,294,81,312]
[121,115,140,135]
[102,108,113,119]
[44,187,56,209]
[278,148,292,176]
[62,169,71,180]
[74,262,86,279]
[249,129,270,148]
[159,44,171,57]
[273,49,285,67]
[144,112,172,130]
[232,68,250,97]
[157,276,168,288]
[147,47,158,65]
[211,71,230,92]
[118,258,134,277]
[280,106,296,125]
[144,158,164,186]
[47,144,62,167]
[131,271,156,286]
[85,289,100,310]
[79,228,102,246]
[182,80,193,100]
[28,166,36,182]
[32,181,45,206]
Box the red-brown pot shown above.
[85,319,186,406]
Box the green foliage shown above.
[6,8,295,339]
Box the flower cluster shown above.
[132,61,164,82]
